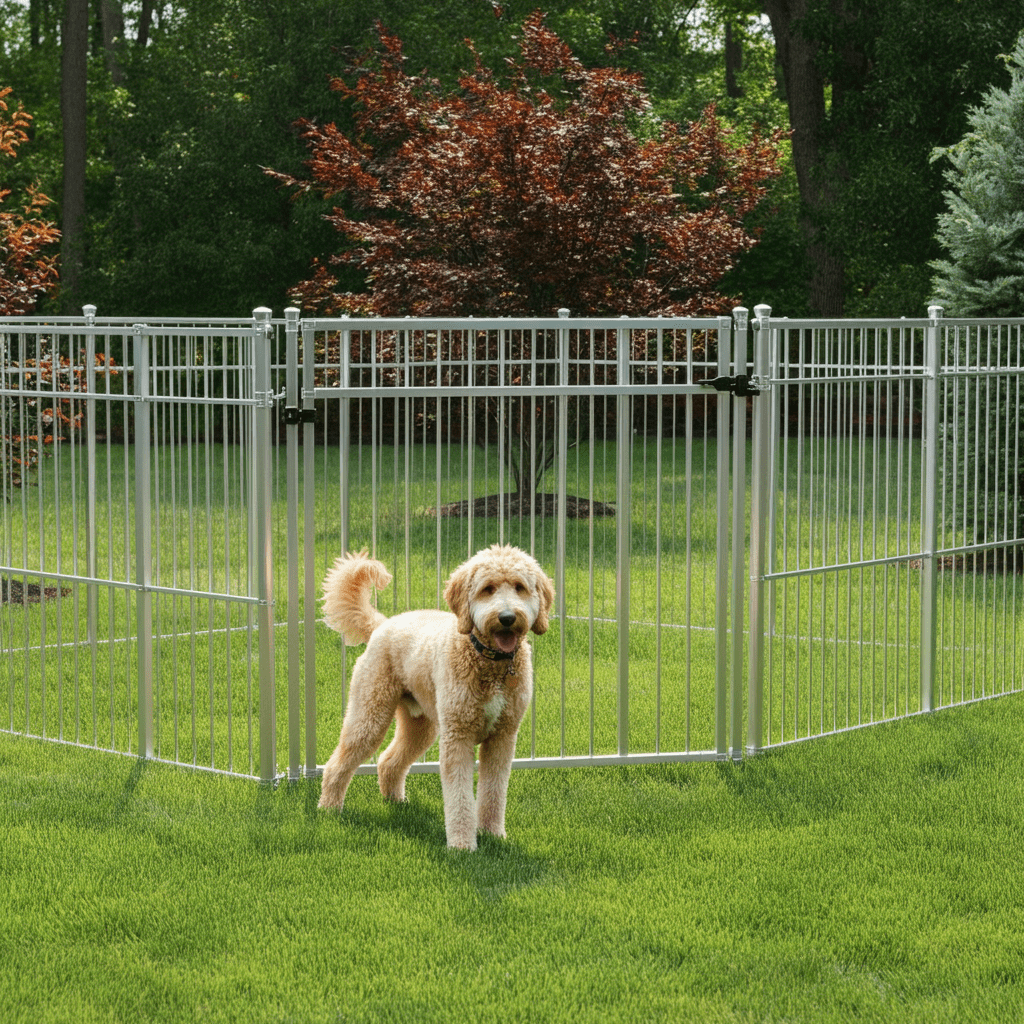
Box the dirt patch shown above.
[909,551,1023,575]
[1,578,73,604]
[426,492,615,520]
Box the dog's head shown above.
[444,545,555,652]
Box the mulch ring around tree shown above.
[910,550,1023,575]
[426,492,615,519]
[1,577,73,604]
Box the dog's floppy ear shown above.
[531,567,555,635]
[443,564,475,634]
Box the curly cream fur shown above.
[318,544,554,850]
[321,551,393,645]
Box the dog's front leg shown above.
[476,728,517,839]
[439,734,478,850]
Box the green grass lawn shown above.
[3,692,1023,1024]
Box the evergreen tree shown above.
[931,33,1024,316]
[931,35,1024,564]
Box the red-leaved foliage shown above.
[0,86,60,316]
[270,13,784,318]
[2,347,119,489]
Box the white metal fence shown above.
[749,309,1024,750]
[1,305,1021,782]
[0,307,276,778]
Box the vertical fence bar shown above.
[285,308,301,780]
[302,317,318,774]
[616,323,631,756]
[339,318,351,556]
[919,306,943,713]
[134,325,154,759]
[715,315,732,758]
[747,305,773,753]
[83,306,98,651]
[252,308,276,783]
[730,307,750,758]
[557,310,570,755]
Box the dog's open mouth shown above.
[493,630,519,654]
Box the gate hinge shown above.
[701,374,768,397]
[283,406,316,426]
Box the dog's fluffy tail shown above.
[321,551,392,645]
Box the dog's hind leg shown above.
[377,703,438,803]
[318,683,398,811]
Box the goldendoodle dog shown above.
[318,544,554,850]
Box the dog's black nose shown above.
[499,611,516,628]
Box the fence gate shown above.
[281,310,766,780]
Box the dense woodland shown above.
[2,0,1024,319]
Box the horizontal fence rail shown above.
[1,305,1021,784]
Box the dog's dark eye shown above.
[481,584,495,596]
[515,583,526,594]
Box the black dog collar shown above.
[469,631,517,663]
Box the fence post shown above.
[285,307,301,780]
[82,305,98,650]
[747,304,773,754]
[920,305,943,713]
[252,308,276,783]
[302,315,318,775]
[616,318,631,756]
[133,324,154,760]
[715,314,732,759]
[730,306,750,759]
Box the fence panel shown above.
[748,309,1024,750]
[934,317,1024,707]
[286,314,744,778]
[0,312,275,779]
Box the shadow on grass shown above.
[112,757,148,820]
[712,752,846,826]
[263,774,551,901]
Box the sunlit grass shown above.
[3,693,1024,1023]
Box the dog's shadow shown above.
[283,776,550,903]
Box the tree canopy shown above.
[764,0,1024,316]
[269,14,784,317]
[2,0,1023,318]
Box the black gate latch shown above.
[701,374,762,397]
[283,406,316,425]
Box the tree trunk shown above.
[100,0,126,84]
[60,0,89,312]
[29,0,41,48]
[137,0,154,48]
[763,0,845,316]
[725,21,745,99]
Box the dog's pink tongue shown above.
[494,631,518,654]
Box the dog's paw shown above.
[446,836,478,852]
